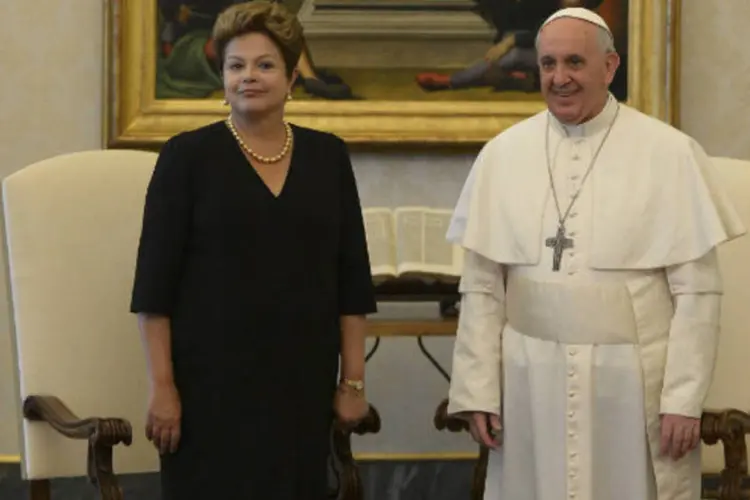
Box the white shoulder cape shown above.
[447,105,746,269]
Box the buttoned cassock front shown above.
[446,96,746,500]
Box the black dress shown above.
[130,121,377,499]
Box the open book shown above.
[363,206,464,284]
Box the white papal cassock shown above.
[446,94,746,500]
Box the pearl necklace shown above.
[225,116,293,164]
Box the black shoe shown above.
[315,68,345,85]
[302,77,356,100]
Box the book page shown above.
[393,207,463,281]
[394,208,423,264]
[423,209,461,273]
[362,208,397,280]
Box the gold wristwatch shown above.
[341,378,365,396]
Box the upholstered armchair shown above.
[2,150,160,499]
[435,156,750,500]
[699,156,750,499]
[2,150,378,500]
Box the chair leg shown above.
[29,479,51,500]
[331,425,362,500]
[471,447,489,500]
[331,404,382,500]
[434,398,489,500]
[87,439,125,500]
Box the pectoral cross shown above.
[545,225,574,272]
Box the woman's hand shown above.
[333,383,369,428]
[146,381,182,455]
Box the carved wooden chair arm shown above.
[350,403,381,436]
[330,403,381,500]
[23,395,133,500]
[701,408,750,500]
[434,398,469,432]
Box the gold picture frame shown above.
[104,0,681,148]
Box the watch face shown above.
[346,380,363,390]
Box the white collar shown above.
[550,93,618,138]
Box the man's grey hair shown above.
[535,24,616,54]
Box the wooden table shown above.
[367,318,457,337]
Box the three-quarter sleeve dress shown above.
[130,121,377,500]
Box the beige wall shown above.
[680,1,750,158]
[0,0,748,458]
[0,2,105,459]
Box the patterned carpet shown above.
[0,465,161,499]
[0,461,476,500]
[1,462,742,499]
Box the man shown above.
[445,7,745,500]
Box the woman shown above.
[130,2,377,498]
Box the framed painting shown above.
[104,0,681,147]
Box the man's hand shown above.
[660,414,701,460]
[466,412,502,449]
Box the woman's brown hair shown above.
[212,1,303,78]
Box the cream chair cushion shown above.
[701,156,750,473]
[2,149,159,479]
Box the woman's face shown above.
[222,32,296,116]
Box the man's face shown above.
[537,18,619,124]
